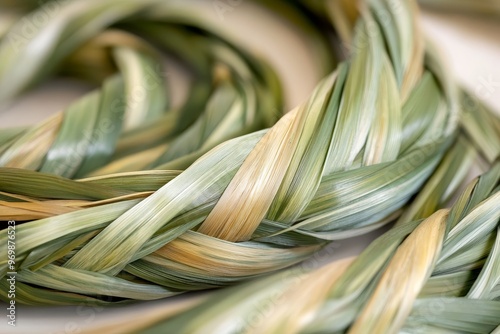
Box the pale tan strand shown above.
[197,106,304,241]
[0,191,40,202]
[81,296,207,334]
[2,112,63,169]
[349,209,449,334]
[326,0,358,44]
[0,192,152,220]
[251,257,356,334]
[152,231,319,277]
[401,0,425,100]
[0,200,78,220]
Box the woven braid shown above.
[0,0,497,306]
[0,1,286,176]
[140,161,499,334]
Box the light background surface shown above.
[1,4,499,334]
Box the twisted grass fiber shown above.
[139,161,500,334]
[0,1,498,324]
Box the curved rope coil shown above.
[0,0,498,312]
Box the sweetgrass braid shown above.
[0,0,498,308]
[135,162,500,334]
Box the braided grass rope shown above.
[0,0,498,329]
[134,163,500,334]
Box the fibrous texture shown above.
[140,163,499,334]
[0,2,498,332]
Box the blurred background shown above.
[0,2,499,333]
